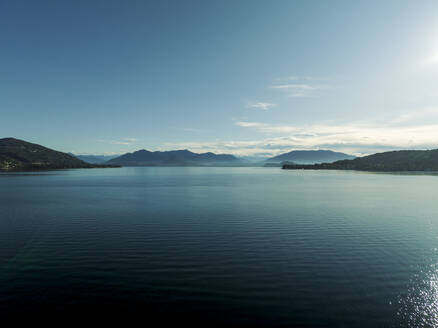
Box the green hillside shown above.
[283,149,438,172]
[0,138,108,170]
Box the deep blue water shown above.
[1,167,438,326]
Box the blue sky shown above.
[2,0,438,157]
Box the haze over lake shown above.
[1,167,437,326]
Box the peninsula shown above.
[282,149,438,172]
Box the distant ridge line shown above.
[282,149,438,172]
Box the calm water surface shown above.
[1,167,438,326]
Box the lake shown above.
[0,167,437,326]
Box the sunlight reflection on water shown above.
[398,263,438,327]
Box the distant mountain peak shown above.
[266,149,355,164]
[108,149,241,166]
[74,154,119,164]
[134,149,151,154]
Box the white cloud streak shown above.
[276,76,330,82]
[181,128,204,133]
[163,114,438,157]
[270,81,331,98]
[271,84,317,91]
[247,102,277,110]
[390,107,438,124]
[235,121,266,128]
[97,138,137,145]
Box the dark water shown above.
[1,167,438,326]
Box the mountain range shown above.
[283,149,438,172]
[93,149,355,166]
[107,149,242,166]
[5,138,435,172]
[1,139,356,170]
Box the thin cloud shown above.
[164,122,438,157]
[181,128,204,133]
[271,84,317,91]
[235,121,267,128]
[276,76,330,82]
[97,138,137,145]
[418,54,438,70]
[390,107,438,125]
[234,119,438,153]
[270,81,331,98]
[288,92,320,98]
[161,117,438,157]
[247,102,277,110]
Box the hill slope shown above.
[283,149,438,171]
[0,138,96,170]
[266,150,355,164]
[108,149,241,166]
